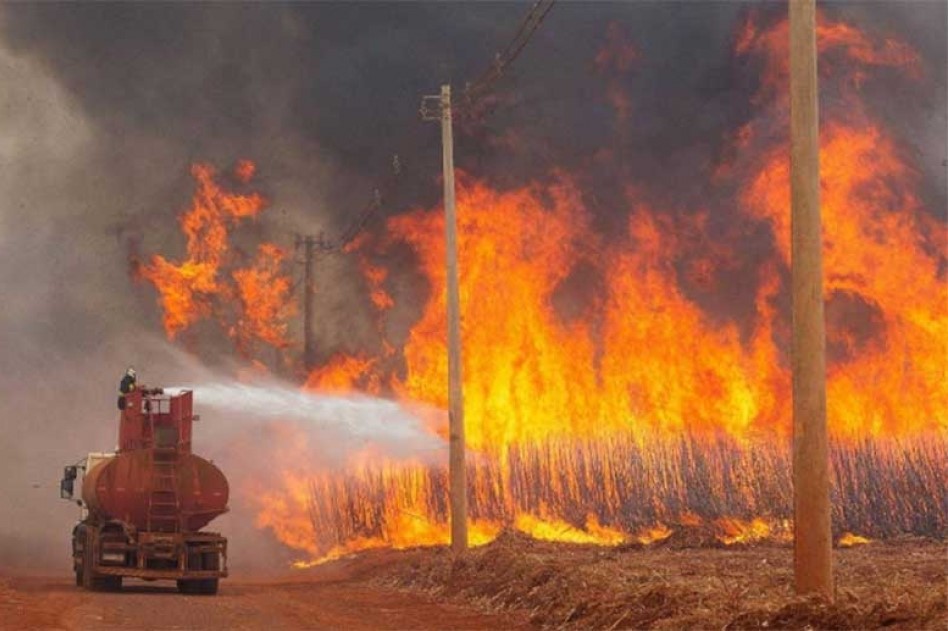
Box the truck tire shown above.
[81,530,94,590]
[80,527,122,592]
[177,549,217,595]
[177,578,216,595]
[72,526,84,587]
[90,575,122,592]
[198,550,220,594]
[198,578,219,595]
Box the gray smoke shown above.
[0,2,943,572]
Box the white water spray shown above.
[168,381,446,458]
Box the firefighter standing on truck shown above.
[118,367,137,410]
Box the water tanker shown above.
[60,386,228,594]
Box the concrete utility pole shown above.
[422,85,468,553]
[296,233,322,371]
[789,0,834,599]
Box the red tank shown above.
[82,450,228,532]
[80,388,229,532]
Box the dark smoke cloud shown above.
[2,4,943,250]
[2,3,943,212]
[0,2,944,569]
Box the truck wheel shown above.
[177,580,200,594]
[80,528,122,592]
[90,575,122,592]
[197,578,219,595]
[198,550,220,594]
[177,578,218,595]
[72,525,84,588]
[177,547,219,595]
[81,531,95,590]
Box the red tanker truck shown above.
[60,386,229,594]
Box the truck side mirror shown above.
[60,466,77,499]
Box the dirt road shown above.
[4,537,944,630]
[0,571,530,630]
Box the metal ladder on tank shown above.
[147,446,181,534]
[145,404,181,537]
[137,403,183,570]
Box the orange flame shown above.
[345,234,396,313]
[231,243,295,352]
[838,532,871,547]
[139,161,294,357]
[735,9,922,104]
[514,512,625,546]
[303,353,382,395]
[239,14,944,559]
[715,517,792,546]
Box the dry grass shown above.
[307,436,947,554]
[360,532,946,630]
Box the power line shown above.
[299,1,557,260]
[459,0,557,119]
[463,0,556,101]
[316,2,557,255]
[291,155,399,257]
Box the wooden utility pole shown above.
[422,84,468,552]
[790,0,834,599]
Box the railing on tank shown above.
[119,387,195,453]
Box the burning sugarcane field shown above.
[0,1,945,630]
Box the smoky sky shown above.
[0,2,944,569]
[4,3,943,221]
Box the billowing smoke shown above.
[0,3,943,355]
[0,2,943,569]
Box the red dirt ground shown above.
[1,535,943,630]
